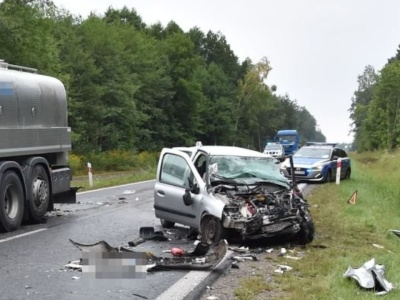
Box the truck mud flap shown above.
[52,186,80,204]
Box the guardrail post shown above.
[336,158,342,185]
[87,162,93,187]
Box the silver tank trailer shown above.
[0,61,75,232]
[0,62,71,162]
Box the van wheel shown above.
[160,219,175,228]
[200,215,225,245]
[27,165,50,223]
[0,171,24,232]
[297,219,315,245]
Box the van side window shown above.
[160,153,193,188]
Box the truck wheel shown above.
[0,171,24,232]
[200,215,225,245]
[27,165,50,223]
[160,219,175,228]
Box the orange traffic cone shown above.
[347,190,358,204]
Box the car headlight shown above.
[311,164,323,170]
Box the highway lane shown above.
[0,180,309,300]
[0,180,201,300]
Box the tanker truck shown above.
[0,60,77,232]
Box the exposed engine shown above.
[212,182,310,239]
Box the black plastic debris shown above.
[139,227,155,240]
[128,237,145,247]
[69,239,228,271]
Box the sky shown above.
[52,0,400,143]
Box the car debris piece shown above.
[64,260,82,270]
[123,190,136,194]
[229,246,249,253]
[171,247,186,257]
[69,239,228,271]
[284,255,302,260]
[372,244,384,249]
[128,237,145,247]
[274,264,293,273]
[390,229,400,237]
[139,227,155,240]
[343,258,394,294]
[70,239,119,252]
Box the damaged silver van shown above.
[154,143,314,244]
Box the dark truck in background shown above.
[274,129,301,156]
[0,60,76,232]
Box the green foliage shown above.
[69,150,159,176]
[270,150,400,299]
[0,1,324,152]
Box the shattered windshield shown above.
[209,155,288,183]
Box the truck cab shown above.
[274,130,301,156]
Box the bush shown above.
[69,150,159,175]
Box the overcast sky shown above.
[52,0,400,143]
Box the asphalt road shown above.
[0,181,309,300]
[0,180,206,300]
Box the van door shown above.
[154,149,205,229]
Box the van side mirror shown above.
[183,189,193,206]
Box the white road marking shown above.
[155,250,233,300]
[0,228,47,243]
[77,179,155,194]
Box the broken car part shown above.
[343,258,394,293]
[69,239,228,271]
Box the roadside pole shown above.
[87,162,93,187]
[336,158,342,185]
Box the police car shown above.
[280,143,351,182]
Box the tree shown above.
[367,61,400,151]
[348,65,378,151]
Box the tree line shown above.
[0,0,325,153]
[349,46,400,152]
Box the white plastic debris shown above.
[274,264,293,273]
[284,255,302,260]
[372,244,384,249]
[123,190,136,194]
[266,248,274,253]
[72,276,80,280]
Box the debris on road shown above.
[64,260,82,270]
[128,237,145,247]
[139,227,170,241]
[343,258,394,295]
[229,246,249,253]
[68,238,228,271]
[171,247,185,257]
[274,264,293,274]
[123,190,136,195]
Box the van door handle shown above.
[157,190,165,196]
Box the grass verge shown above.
[71,167,156,191]
[235,150,400,299]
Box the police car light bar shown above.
[306,142,337,147]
